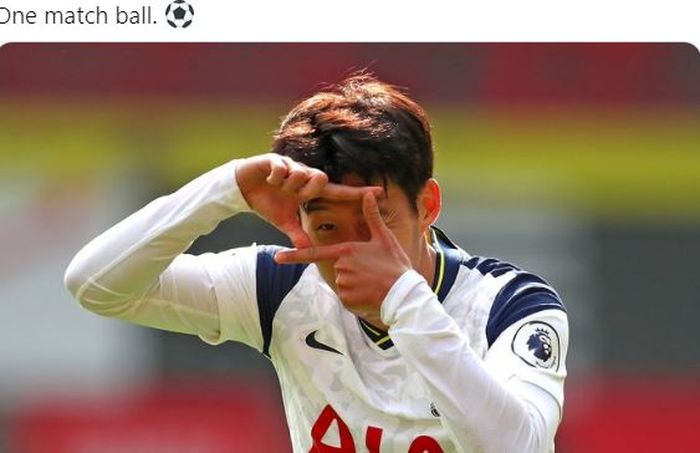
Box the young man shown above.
[65,75,568,452]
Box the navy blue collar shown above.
[429,225,463,303]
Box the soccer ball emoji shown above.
[165,0,194,28]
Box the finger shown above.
[274,243,349,264]
[297,170,329,201]
[279,217,312,249]
[320,183,383,201]
[280,167,309,194]
[284,227,312,249]
[266,156,289,186]
[362,190,390,239]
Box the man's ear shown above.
[417,178,442,229]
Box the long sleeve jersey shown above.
[65,159,569,453]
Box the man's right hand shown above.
[235,153,381,249]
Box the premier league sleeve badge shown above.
[511,321,561,370]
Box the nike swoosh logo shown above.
[305,330,343,355]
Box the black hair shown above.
[271,74,433,211]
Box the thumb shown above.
[281,222,312,249]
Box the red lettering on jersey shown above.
[310,404,356,452]
[408,435,444,453]
[365,425,383,453]
[310,405,443,453]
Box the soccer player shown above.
[65,75,569,452]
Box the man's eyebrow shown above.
[302,199,330,213]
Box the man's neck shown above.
[417,240,438,292]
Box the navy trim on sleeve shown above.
[256,245,308,357]
[464,256,521,278]
[430,226,565,348]
[486,273,565,347]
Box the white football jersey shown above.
[65,159,569,453]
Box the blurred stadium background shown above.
[0,43,698,452]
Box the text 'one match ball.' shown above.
[165,0,194,28]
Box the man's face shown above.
[300,175,425,293]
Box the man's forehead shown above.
[340,173,379,187]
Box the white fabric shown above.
[64,159,258,346]
[382,270,566,452]
[65,159,569,453]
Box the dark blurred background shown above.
[1,43,699,452]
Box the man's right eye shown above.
[316,223,337,232]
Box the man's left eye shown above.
[316,223,337,232]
